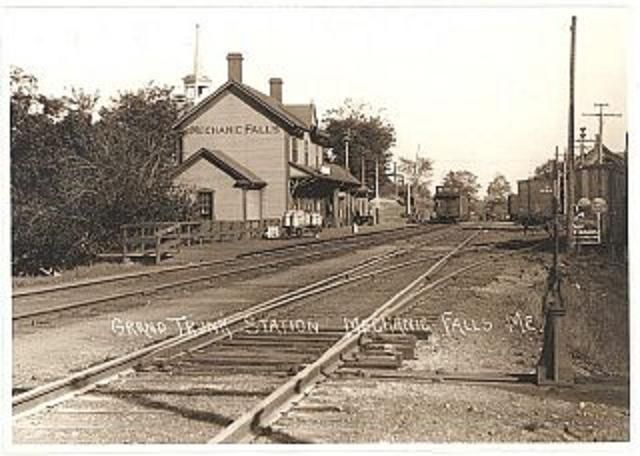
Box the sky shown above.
[4,3,631,194]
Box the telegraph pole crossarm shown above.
[582,103,623,164]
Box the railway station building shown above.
[172,53,361,227]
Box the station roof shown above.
[353,184,372,196]
[284,104,316,130]
[172,147,266,189]
[578,144,625,168]
[289,162,361,187]
[174,80,310,135]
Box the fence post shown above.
[141,227,147,254]
[122,226,128,262]
[155,227,161,264]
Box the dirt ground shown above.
[12,243,395,391]
[263,231,630,443]
[12,226,629,444]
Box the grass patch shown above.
[561,252,629,376]
[12,260,148,289]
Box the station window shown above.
[197,191,214,220]
[174,137,183,164]
[304,140,309,166]
[291,137,298,163]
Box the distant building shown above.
[574,140,627,247]
[576,140,624,169]
[171,52,360,226]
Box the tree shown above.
[91,85,192,237]
[534,159,560,179]
[397,155,435,216]
[322,99,396,190]
[398,156,434,191]
[10,67,89,273]
[442,170,481,201]
[485,174,512,219]
[11,68,192,274]
[486,174,512,201]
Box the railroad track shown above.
[13,228,480,443]
[13,224,449,322]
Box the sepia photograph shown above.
[1,0,636,453]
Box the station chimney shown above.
[269,78,283,103]
[227,53,243,82]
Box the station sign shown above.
[592,197,608,214]
[577,197,591,209]
[573,197,602,245]
[185,123,281,136]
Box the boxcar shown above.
[507,193,520,220]
[515,177,554,225]
[433,186,469,222]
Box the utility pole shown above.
[413,145,420,218]
[344,129,351,172]
[393,162,398,199]
[562,150,568,217]
[582,103,622,164]
[374,155,380,224]
[554,146,560,274]
[375,155,380,200]
[566,15,577,251]
[624,132,629,261]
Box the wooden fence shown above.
[120,219,280,263]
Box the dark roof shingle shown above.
[172,147,266,189]
[289,161,360,186]
[173,80,309,133]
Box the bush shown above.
[11,67,192,274]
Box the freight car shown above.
[507,193,520,221]
[433,186,469,222]
[510,177,555,225]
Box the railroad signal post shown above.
[575,126,596,163]
[536,281,574,385]
[537,146,574,385]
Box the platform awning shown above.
[289,162,360,187]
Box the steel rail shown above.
[210,235,549,443]
[209,231,481,443]
[13,224,427,299]
[13,226,445,321]
[11,233,464,416]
